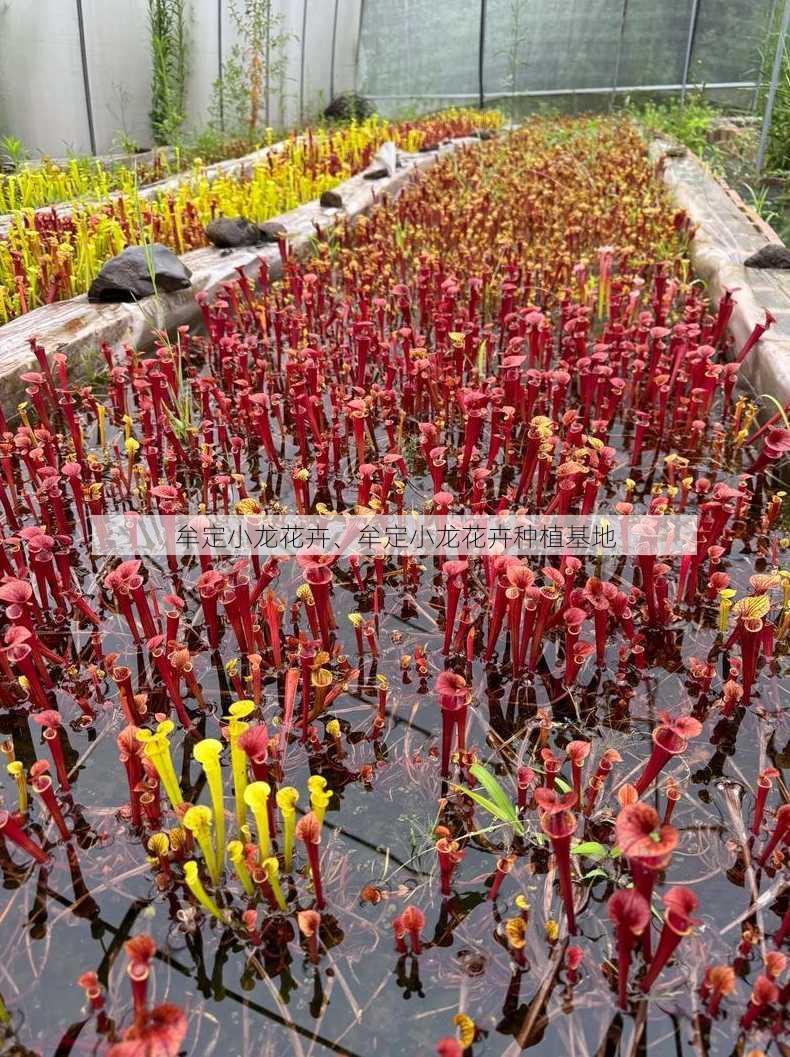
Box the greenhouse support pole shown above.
[75,0,96,155]
[299,0,308,124]
[478,0,487,109]
[680,0,701,102]
[354,0,366,93]
[610,0,629,113]
[330,0,340,102]
[754,0,780,111]
[217,0,224,131]
[758,0,790,172]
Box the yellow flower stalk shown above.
[183,805,221,885]
[193,738,225,865]
[227,699,255,829]
[718,589,737,634]
[308,774,332,830]
[183,861,227,922]
[243,781,272,859]
[7,761,27,814]
[136,721,184,811]
[227,839,254,896]
[262,856,288,911]
[276,786,299,871]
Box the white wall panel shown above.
[0,0,361,158]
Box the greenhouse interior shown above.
[0,1,789,1055]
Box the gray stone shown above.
[205,216,262,248]
[87,244,192,303]
[320,189,344,209]
[744,244,790,269]
[258,221,287,242]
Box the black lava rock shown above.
[258,221,287,242]
[205,216,262,248]
[87,244,192,303]
[475,129,496,140]
[323,92,374,121]
[320,189,344,209]
[744,243,790,269]
[419,142,440,153]
[363,167,389,180]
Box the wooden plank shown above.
[650,138,790,407]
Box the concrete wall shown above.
[0,0,362,158]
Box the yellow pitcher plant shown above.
[227,699,255,829]
[276,786,299,871]
[136,721,184,811]
[193,738,225,864]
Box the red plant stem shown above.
[758,805,790,866]
[0,809,49,864]
[745,401,790,446]
[304,839,326,909]
[740,998,769,1030]
[122,757,143,828]
[507,589,524,677]
[127,963,149,1018]
[774,906,790,946]
[528,588,555,672]
[593,605,608,667]
[200,590,220,649]
[300,645,317,742]
[487,863,508,901]
[407,922,422,955]
[440,703,457,779]
[571,760,583,805]
[130,584,159,640]
[615,930,634,1011]
[10,649,50,709]
[583,776,603,817]
[630,860,659,959]
[306,571,333,650]
[443,575,463,655]
[437,846,457,896]
[637,555,658,625]
[281,667,299,742]
[44,728,71,793]
[640,914,686,992]
[707,990,724,1018]
[32,775,70,840]
[751,775,771,837]
[393,920,408,954]
[740,624,761,704]
[634,727,683,796]
[736,311,775,365]
[541,810,577,934]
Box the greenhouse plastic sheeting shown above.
[358,0,775,111]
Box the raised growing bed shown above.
[651,137,790,407]
[0,117,786,1057]
[0,109,502,325]
[0,137,479,407]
